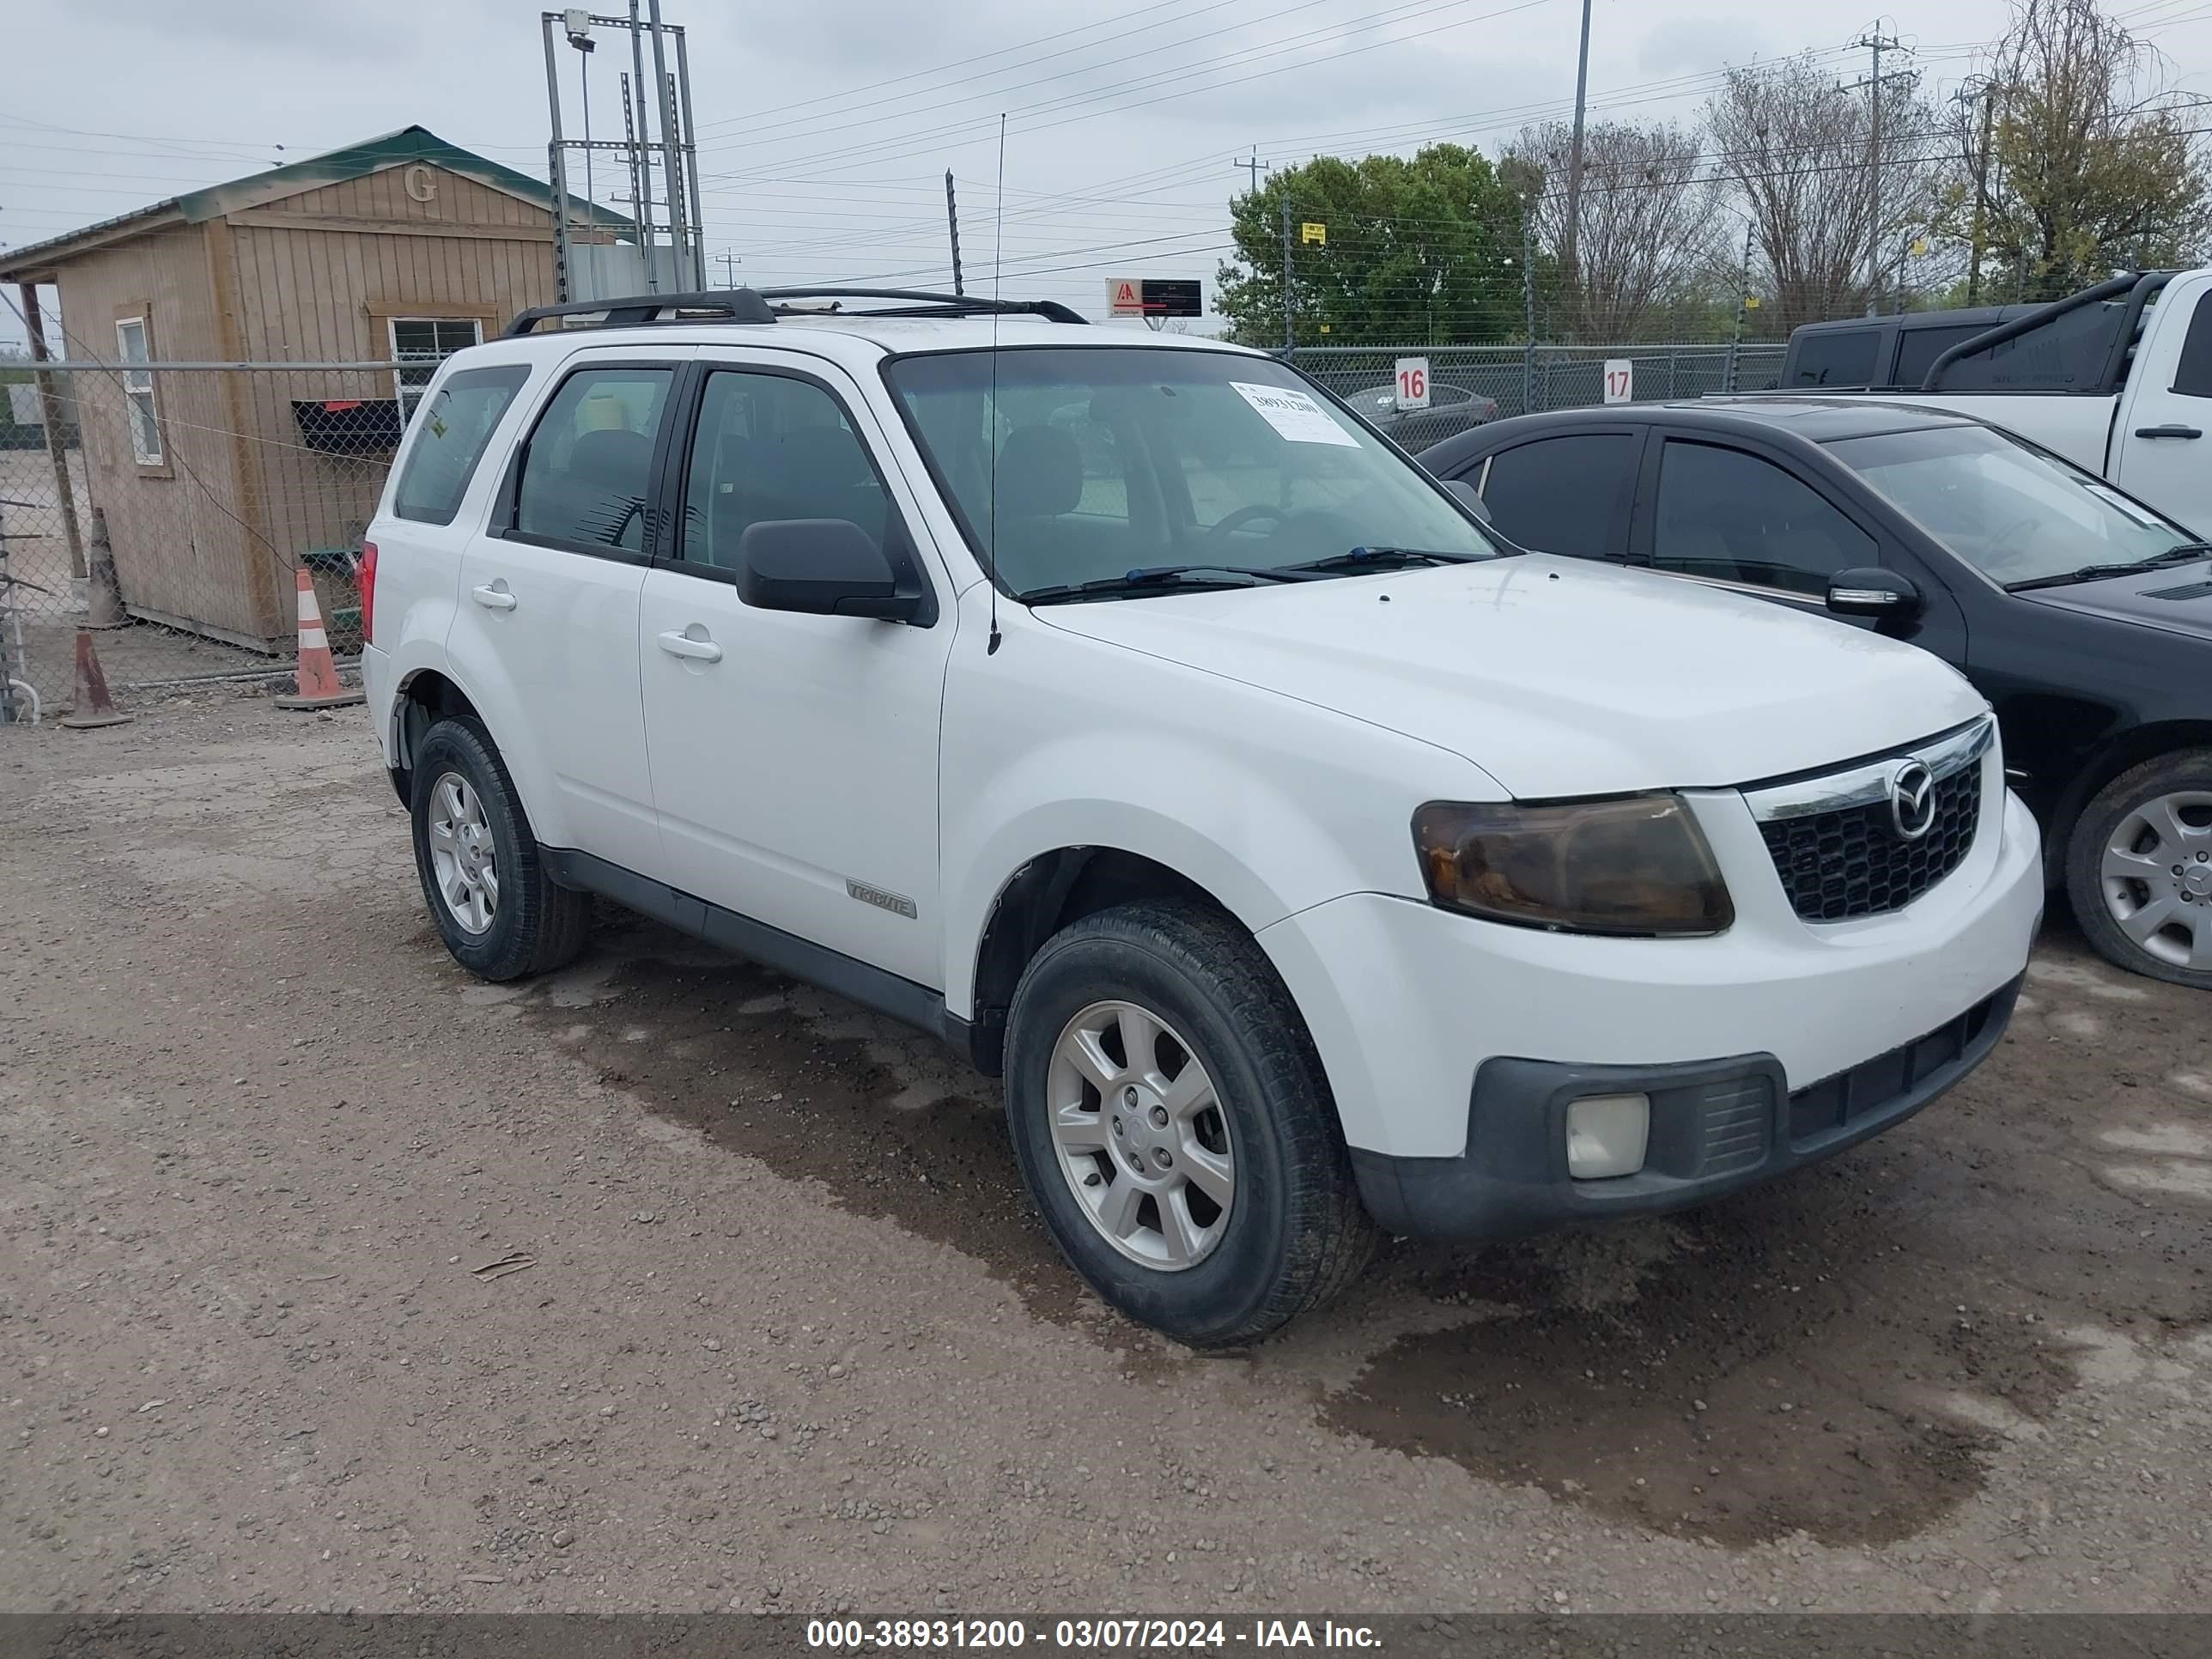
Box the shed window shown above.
[115,317,161,466]
[390,318,484,418]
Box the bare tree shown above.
[1507,118,1729,341]
[1951,0,2212,301]
[1705,56,1942,331]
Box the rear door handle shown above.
[471,582,517,611]
[2134,424,2203,439]
[657,629,723,663]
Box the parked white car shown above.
[361,288,2043,1345]
[1778,266,2212,531]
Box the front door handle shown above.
[2134,424,2203,440]
[657,629,723,663]
[471,582,517,611]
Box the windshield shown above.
[884,347,1498,597]
[1826,424,2202,586]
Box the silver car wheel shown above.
[1046,1000,1236,1272]
[2100,787,2212,971]
[427,771,499,936]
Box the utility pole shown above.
[1237,147,1270,195]
[716,249,739,287]
[1723,219,1755,392]
[1560,0,1593,327]
[1279,198,1296,357]
[1849,27,1905,315]
[1959,80,1999,307]
[944,172,965,295]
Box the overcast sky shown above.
[6,0,2211,349]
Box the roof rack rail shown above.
[754,287,1090,325]
[504,285,1089,337]
[505,289,778,335]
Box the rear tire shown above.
[2064,747,2212,991]
[1002,899,1377,1346]
[410,718,589,981]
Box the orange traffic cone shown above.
[58,628,134,729]
[276,566,364,712]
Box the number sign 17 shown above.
[1602,359,1634,404]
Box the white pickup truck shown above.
[1777,267,2212,531]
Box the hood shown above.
[1033,556,1987,799]
[2014,562,2212,641]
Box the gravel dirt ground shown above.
[3,696,2209,1617]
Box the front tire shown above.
[2065,747,2212,990]
[1003,900,1377,1346]
[409,718,589,981]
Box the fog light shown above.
[1565,1092,1650,1179]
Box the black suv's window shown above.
[392,364,529,526]
[1477,433,1638,558]
[1788,328,1880,387]
[1894,324,2001,388]
[1651,441,1875,596]
[2174,297,2212,398]
[679,369,896,568]
[514,366,674,552]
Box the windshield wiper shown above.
[1282,545,1486,574]
[1018,563,1316,605]
[2007,542,2212,592]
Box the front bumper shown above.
[1255,775,2043,1241]
[1349,973,2020,1238]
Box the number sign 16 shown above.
[1394,356,1431,411]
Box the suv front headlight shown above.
[1412,795,1734,937]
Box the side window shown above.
[513,366,674,552]
[1789,329,1879,388]
[679,369,896,569]
[1894,324,2000,388]
[1651,441,1875,597]
[392,365,530,526]
[2172,298,2212,398]
[1475,433,1638,559]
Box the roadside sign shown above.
[1394,356,1431,411]
[1602,358,1634,404]
[1300,222,1327,246]
[1105,277,1201,319]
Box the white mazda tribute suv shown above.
[361,288,2042,1346]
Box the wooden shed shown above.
[1,127,629,648]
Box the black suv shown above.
[1422,398,2212,989]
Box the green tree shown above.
[1212,145,1530,348]
[1953,0,2212,301]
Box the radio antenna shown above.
[986,112,1006,656]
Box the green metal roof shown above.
[1,125,634,279]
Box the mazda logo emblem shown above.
[1889,760,1938,841]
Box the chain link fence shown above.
[1,363,404,723]
[1284,341,1790,448]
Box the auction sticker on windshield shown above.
[1231,381,1359,447]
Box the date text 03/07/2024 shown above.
[804,1618,1383,1650]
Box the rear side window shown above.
[2173,298,2212,398]
[1893,325,2001,388]
[1789,329,1880,388]
[514,366,675,552]
[1476,433,1638,558]
[392,365,529,526]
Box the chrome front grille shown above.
[1740,718,1994,924]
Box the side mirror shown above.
[737,519,924,623]
[1443,477,1492,523]
[1826,566,1923,620]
